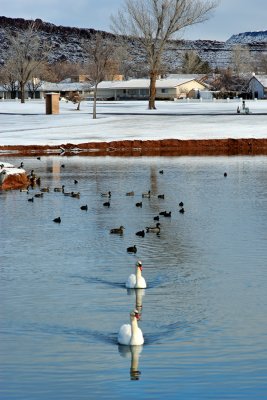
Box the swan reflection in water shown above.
[127,288,145,313]
[118,344,143,380]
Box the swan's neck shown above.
[136,267,142,285]
[130,317,139,343]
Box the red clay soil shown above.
[1,138,267,157]
[2,139,267,190]
[0,173,30,190]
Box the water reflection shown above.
[2,155,267,398]
[118,345,143,380]
[127,288,145,313]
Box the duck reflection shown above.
[127,288,145,313]
[118,344,143,380]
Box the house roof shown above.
[0,81,91,92]
[96,78,204,90]
[39,81,91,91]
[250,75,267,88]
[167,73,206,80]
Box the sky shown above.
[1,0,266,42]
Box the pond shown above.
[1,155,267,399]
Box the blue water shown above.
[1,156,267,399]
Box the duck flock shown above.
[17,162,188,349]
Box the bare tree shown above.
[5,21,51,103]
[111,0,218,109]
[257,54,267,74]
[260,55,267,74]
[231,45,253,75]
[210,68,249,98]
[0,61,19,98]
[181,50,211,73]
[48,61,84,83]
[82,33,120,119]
[66,92,80,111]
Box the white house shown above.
[0,80,91,100]
[91,77,207,101]
[248,75,267,99]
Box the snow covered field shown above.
[0,99,267,146]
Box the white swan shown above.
[126,261,147,289]
[118,310,144,346]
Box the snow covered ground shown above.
[0,99,267,146]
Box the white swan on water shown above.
[126,261,147,289]
[118,310,144,346]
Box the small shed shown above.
[46,92,60,114]
[248,75,267,99]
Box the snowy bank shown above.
[0,99,266,156]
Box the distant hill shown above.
[0,16,266,72]
[227,31,267,45]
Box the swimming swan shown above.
[126,261,147,289]
[118,310,144,346]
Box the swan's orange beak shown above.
[134,311,141,320]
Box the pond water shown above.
[1,155,267,399]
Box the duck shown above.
[154,215,160,221]
[159,170,164,174]
[142,190,151,198]
[118,310,144,346]
[71,192,80,198]
[29,169,35,178]
[158,194,165,199]
[80,205,88,211]
[34,193,44,198]
[28,170,37,184]
[54,185,65,192]
[224,172,227,177]
[101,191,111,198]
[179,201,184,207]
[53,217,61,223]
[103,201,110,207]
[110,226,125,234]
[28,197,34,202]
[63,189,72,196]
[40,187,50,192]
[126,191,134,196]
[136,202,142,207]
[127,245,137,253]
[74,179,78,184]
[162,211,171,217]
[179,207,185,214]
[135,230,145,237]
[146,222,160,233]
[126,261,146,289]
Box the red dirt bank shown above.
[1,138,267,157]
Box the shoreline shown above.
[1,138,267,157]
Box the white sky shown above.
[1,0,266,41]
